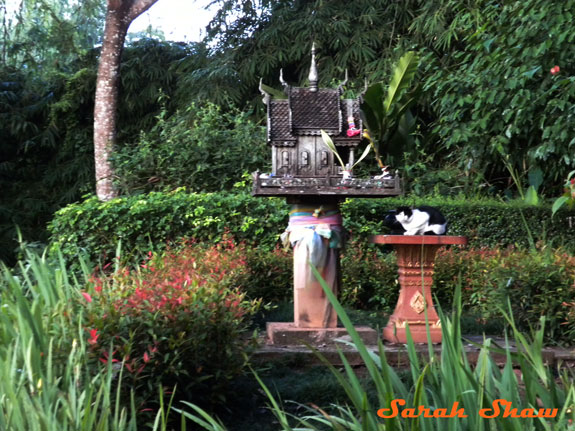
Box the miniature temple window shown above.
[281,151,290,167]
[320,151,328,167]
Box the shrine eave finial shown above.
[337,69,348,93]
[279,68,288,88]
[308,42,318,92]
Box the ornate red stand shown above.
[370,235,467,344]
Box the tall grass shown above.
[0,249,170,430]
[5,247,574,430]
[180,266,575,430]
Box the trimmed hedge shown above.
[48,189,575,263]
[48,189,287,263]
[342,195,575,250]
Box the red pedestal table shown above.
[370,235,467,344]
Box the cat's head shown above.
[395,206,413,223]
[383,210,406,234]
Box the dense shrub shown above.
[113,102,269,194]
[48,189,288,264]
[340,242,399,312]
[233,246,293,303]
[433,247,575,342]
[84,241,261,411]
[420,0,575,186]
[49,190,575,265]
[0,247,148,430]
[0,40,201,265]
[224,241,399,310]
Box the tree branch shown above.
[127,0,159,22]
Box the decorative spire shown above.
[279,68,288,88]
[308,42,318,92]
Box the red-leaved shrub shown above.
[84,240,261,412]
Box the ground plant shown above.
[113,102,268,194]
[3,232,575,429]
[180,268,575,430]
[0,248,145,430]
[0,244,261,429]
[84,241,261,415]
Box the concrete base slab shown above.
[253,335,568,368]
[267,322,378,346]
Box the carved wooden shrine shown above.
[252,48,401,198]
[253,45,401,345]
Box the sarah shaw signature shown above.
[377,399,558,419]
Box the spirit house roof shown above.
[260,43,362,145]
[289,87,342,136]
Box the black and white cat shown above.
[389,206,447,235]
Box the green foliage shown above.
[200,0,575,191]
[232,246,292,304]
[173,41,244,107]
[0,68,62,263]
[340,242,398,312]
[195,0,418,106]
[114,102,268,194]
[48,191,575,265]
[212,240,398,312]
[0,247,145,430]
[117,39,195,140]
[434,247,575,343]
[86,242,261,413]
[47,190,288,264]
[0,39,209,264]
[552,170,575,216]
[47,66,98,201]
[0,0,104,75]
[321,130,372,172]
[361,51,420,167]
[420,0,575,187]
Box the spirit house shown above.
[252,44,402,198]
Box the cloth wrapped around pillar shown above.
[281,203,343,328]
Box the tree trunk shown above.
[94,0,159,201]
[94,9,127,201]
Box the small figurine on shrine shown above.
[346,116,361,137]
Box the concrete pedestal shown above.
[267,199,378,346]
[293,239,339,328]
[370,235,467,344]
